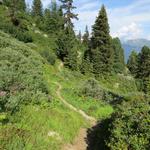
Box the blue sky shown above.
[26,0,150,40]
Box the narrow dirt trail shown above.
[55,62,97,150]
[55,82,96,123]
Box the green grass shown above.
[44,63,114,120]
[98,74,139,96]
[0,62,88,150]
[5,102,86,150]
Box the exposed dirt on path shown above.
[63,128,88,150]
[55,82,96,123]
[55,62,97,150]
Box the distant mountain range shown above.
[122,39,150,62]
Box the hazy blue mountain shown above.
[122,39,150,62]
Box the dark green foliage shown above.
[3,0,26,11]
[107,97,150,150]
[143,77,150,94]
[59,0,78,27]
[82,25,89,47]
[56,28,78,70]
[32,0,43,17]
[42,6,64,34]
[137,46,150,79]
[91,5,114,75]
[79,78,104,100]
[0,22,33,43]
[112,38,125,73]
[128,46,150,93]
[80,49,93,74]
[40,49,56,65]
[77,30,82,42]
[0,32,48,113]
[18,0,26,11]
[138,46,150,93]
[127,51,138,76]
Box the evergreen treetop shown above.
[59,0,78,28]
[91,5,110,49]
[32,0,43,17]
[91,5,113,75]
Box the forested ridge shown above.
[0,0,149,150]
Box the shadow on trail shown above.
[86,118,112,150]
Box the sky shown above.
[26,0,150,41]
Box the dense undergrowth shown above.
[0,1,149,149]
[0,31,87,150]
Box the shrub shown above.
[0,31,49,113]
[107,98,150,150]
[79,78,104,100]
[0,21,33,43]
[40,49,56,65]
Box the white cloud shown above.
[108,0,150,40]
[112,22,142,40]
[74,0,150,39]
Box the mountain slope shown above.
[122,39,150,61]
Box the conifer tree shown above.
[112,38,125,73]
[32,0,43,17]
[57,0,78,70]
[91,5,113,75]
[56,27,78,70]
[81,49,93,74]
[7,0,19,25]
[59,0,78,28]
[77,30,82,42]
[82,25,89,47]
[127,51,138,76]
[137,46,150,79]
[18,0,26,11]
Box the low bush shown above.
[40,49,56,65]
[0,31,48,113]
[107,97,150,150]
[0,21,33,43]
[79,78,104,100]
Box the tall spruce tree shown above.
[59,0,78,28]
[43,1,64,34]
[127,51,138,76]
[32,0,43,17]
[82,25,89,47]
[57,0,78,70]
[77,30,82,42]
[91,5,113,75]
[137,46,150,79]
[18,0,26,11]
[112,38,125,73]
[56,27,78,70]
[7,0,19,25]
[81,48,93,74]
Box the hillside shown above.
[0,1,150,150]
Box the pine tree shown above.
[43,1,64,34]
[138,46,150,79]
[77,30,82,42]
[81,49,93,74]
[32,0,43,17]
[112,38,125,73]
[82,25,89,47]
[56,28,78,70]
[127,50,138,76]
[18,0,26,11]
[91,5,113,75]
[59,0,78,28]
[57,0,78,70]
[8,0,20,25]
[137,46,150,94]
